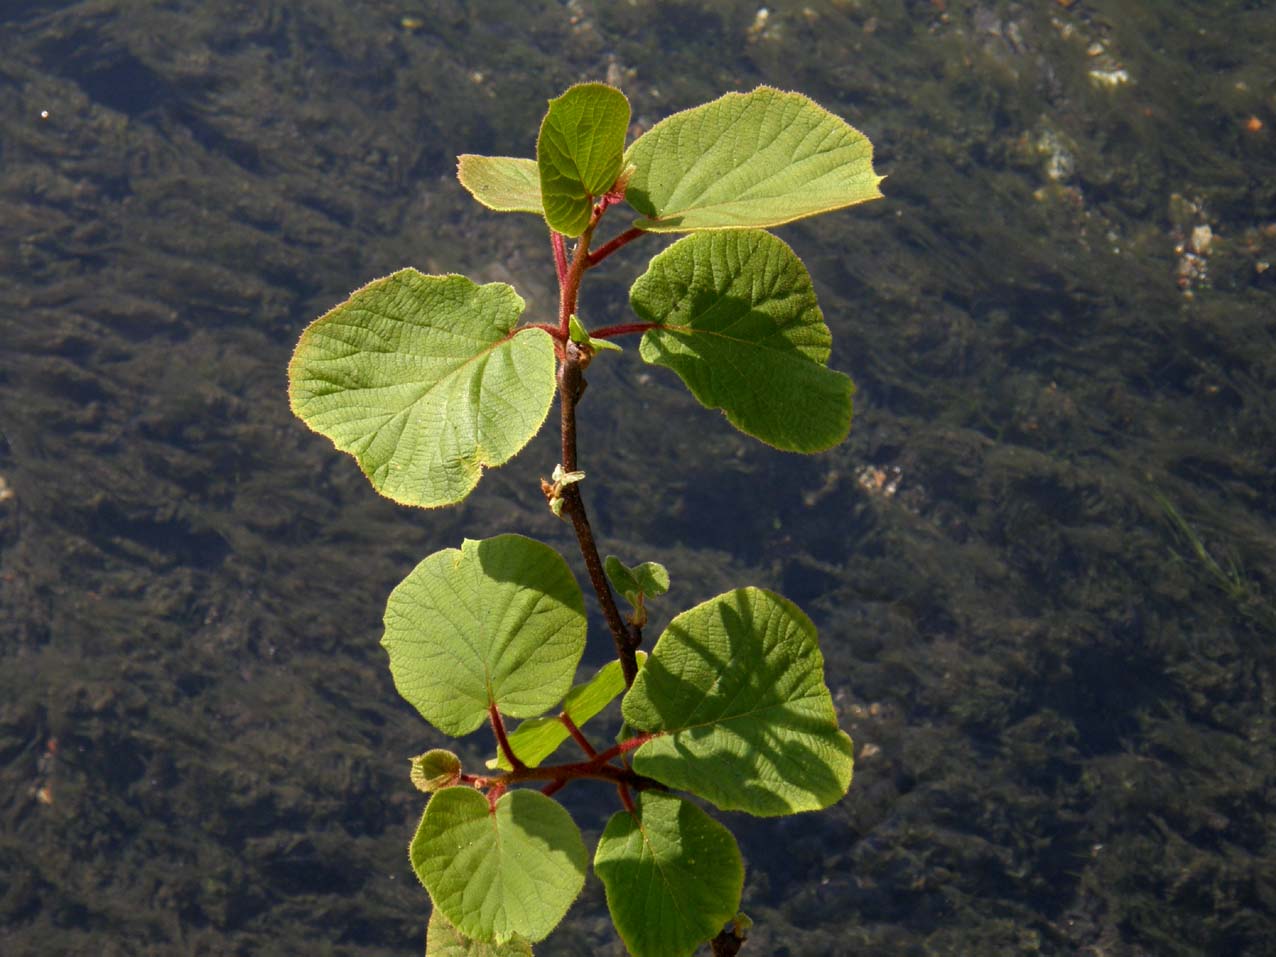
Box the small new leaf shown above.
[603,556,670,606]
[412,787,586,944]
[457,155,543,214]
[383,535,586,736]
[538,83,631,237]
[594,792,743,957]
[569,314,622,353]
[622,587,854,816]
[551,463,586,487]
[410,749,462,793]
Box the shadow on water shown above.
[1,1,1275,955]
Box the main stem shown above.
[559,345,641,686]
[555,218,642,686]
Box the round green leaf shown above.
[457,155,543,214]
[426,909,532,957]
[288,269,556,508]
[632,230,854,452]
[383,535,586,735]
[622,587,854,816]
[594,792,743,957]
[624,86,883,232]
[537,83,630,237]
[412,787,587,944]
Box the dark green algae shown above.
[2,1,1275,954]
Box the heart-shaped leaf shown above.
[594,792,743,957]
[632,229,853,452]
[624,86,883,232]
[426,908,532,957]
[288,269,556,508]
[383,535,586,736]
[622,587,854,816]
[538,83,630,237]
[411,787,586,944]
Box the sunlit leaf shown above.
[412,787,586,943]
[457,155,543,213]
[632,229,853,452]
[426,908,532,957]
[538,83,630,237]
[624,86,883,232]
[594,792,743,957]
[622,587,854,816]
[288,269,556,508]
[383,535,586,736]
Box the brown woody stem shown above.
[554,208,644,686]
[558,348,642,685]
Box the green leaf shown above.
[457,155,543,214]
[624,85,883,232]
[604,556,670,606]
[288,269,556,508]
[383,535,586,736]
[488,653,646,771]
[411,749,463,793]
[622,587,854,816]
[537,83,630,237]
[568,314,622,354]
[412,787,586,944]
[594,792,743,957]
[426,909,532,957]
[632,230,853,452]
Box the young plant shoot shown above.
[288,83,882,957]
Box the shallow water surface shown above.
[2,1,1275,955]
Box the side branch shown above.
[590,321,658,340]
[586,226,645,267]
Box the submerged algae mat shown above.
[2,1,1276,955]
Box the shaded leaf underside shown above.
[633,230,853,452]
